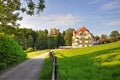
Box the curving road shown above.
[0,52,48,80]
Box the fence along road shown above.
[49,51,58,80]
[0,52,48,80]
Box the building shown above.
[50,28,60,36]
[72,26,93,48]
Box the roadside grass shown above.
[39,56,52,80]
[26,49,49,58]
[40,41,120,80]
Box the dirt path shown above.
[0,52,48,80]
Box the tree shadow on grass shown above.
[57,47,120,80]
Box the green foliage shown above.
[0,63,7,69]
[0,26,65,50]
[0,33,26,70]
[39,57,52,80]
[47,31,65,49]
[15,28,35,50]
[41,42,120,80]
[54,34,65,48]
[110,31,120,42]
[94,35,100,41]
[35,30,48,50]
[47,36,56,49]
[0,26,16,34]
[0,0,45,26]
[64,28,74,46]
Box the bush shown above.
[0,33,26,70]
[0,63,7,69]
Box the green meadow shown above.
[26,49,49,58]
[40,41,120,80]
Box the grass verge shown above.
[39,56,52,80]
[26,49,49,58]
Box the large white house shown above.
[72,27,93,48]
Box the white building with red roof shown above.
[72,26,93,47]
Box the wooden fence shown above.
[49,51,58,80]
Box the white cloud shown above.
[18,14,81,30]
[100,1,120,10]
[106,20,120,26]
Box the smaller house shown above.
[72,26,93,48]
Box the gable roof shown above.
[74,26,89,35]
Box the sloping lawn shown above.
[40,42,120,80]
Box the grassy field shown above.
[40,41,120,80]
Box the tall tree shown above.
[64,28,74,46]
[35,30,48,50]
[54,32,65,48]
[0,0,45,27]
[47,36,55,49]
[110,31,120,41]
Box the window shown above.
[85,40,88,43]
[80,32,83,36]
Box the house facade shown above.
[72,27,93,48]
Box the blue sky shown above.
[19,0,120,36]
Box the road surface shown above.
[0,52,48,80]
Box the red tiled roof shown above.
[79,26,88,31]
[74,26,89,35]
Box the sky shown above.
[18,0,120,36]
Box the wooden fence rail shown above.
[49,51,58,80]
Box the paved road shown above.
[0,52,48,80]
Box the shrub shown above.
[0,33,26,70]
[0,63,7,69]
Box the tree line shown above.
[1,26,120,51]
[0,26,73,51]
[94,31,120,44]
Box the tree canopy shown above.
[0,0,45,26]
[64,28,74,46]
[110,31,120,41]
[0,33,26,70]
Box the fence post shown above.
[49,51,58,80]
[55,56,58,80]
